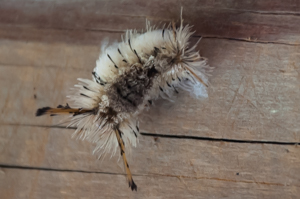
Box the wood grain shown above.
[0,125,299,197]
[0,1,300,44]
[141,39,300,142]
[1,118,299,198]
[1,168,298,199]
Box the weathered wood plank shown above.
[1,0,300,13]
[0,38,299,142]
[0,125,299,188]
[0,168,298,199]
[0,39,102,69]
[0,26,122,45]
[142,38,300,142]
[1,1,300,44]
[0,1,299,198]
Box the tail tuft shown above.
[36,107,51,116]
[129,180,137,191]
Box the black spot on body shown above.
[147,67,158,79]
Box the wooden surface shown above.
[0,0,299,198]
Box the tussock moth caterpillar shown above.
[36,11,211,191]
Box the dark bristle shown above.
[107,54,113,63]
[136,125,139,132]
[36,107,51,116]
[83,86,90,90]
[132,130,137,137]
[173,86,179,94]
[50,114,57,116]
[166,81,171,87]
[107,54,118,69]
[134,50,142,63]
[128,39,133,51]
[118,48,123,56]
[159,86,164,92]
[80,93,91,98]
[93,71,107,85]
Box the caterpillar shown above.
[36,11,211,191]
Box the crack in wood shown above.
[198,36,300,46]
[1,123,299,146]
[140,133,300,146]
[0,164,298,187]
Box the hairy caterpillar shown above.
[36,12,211,191]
